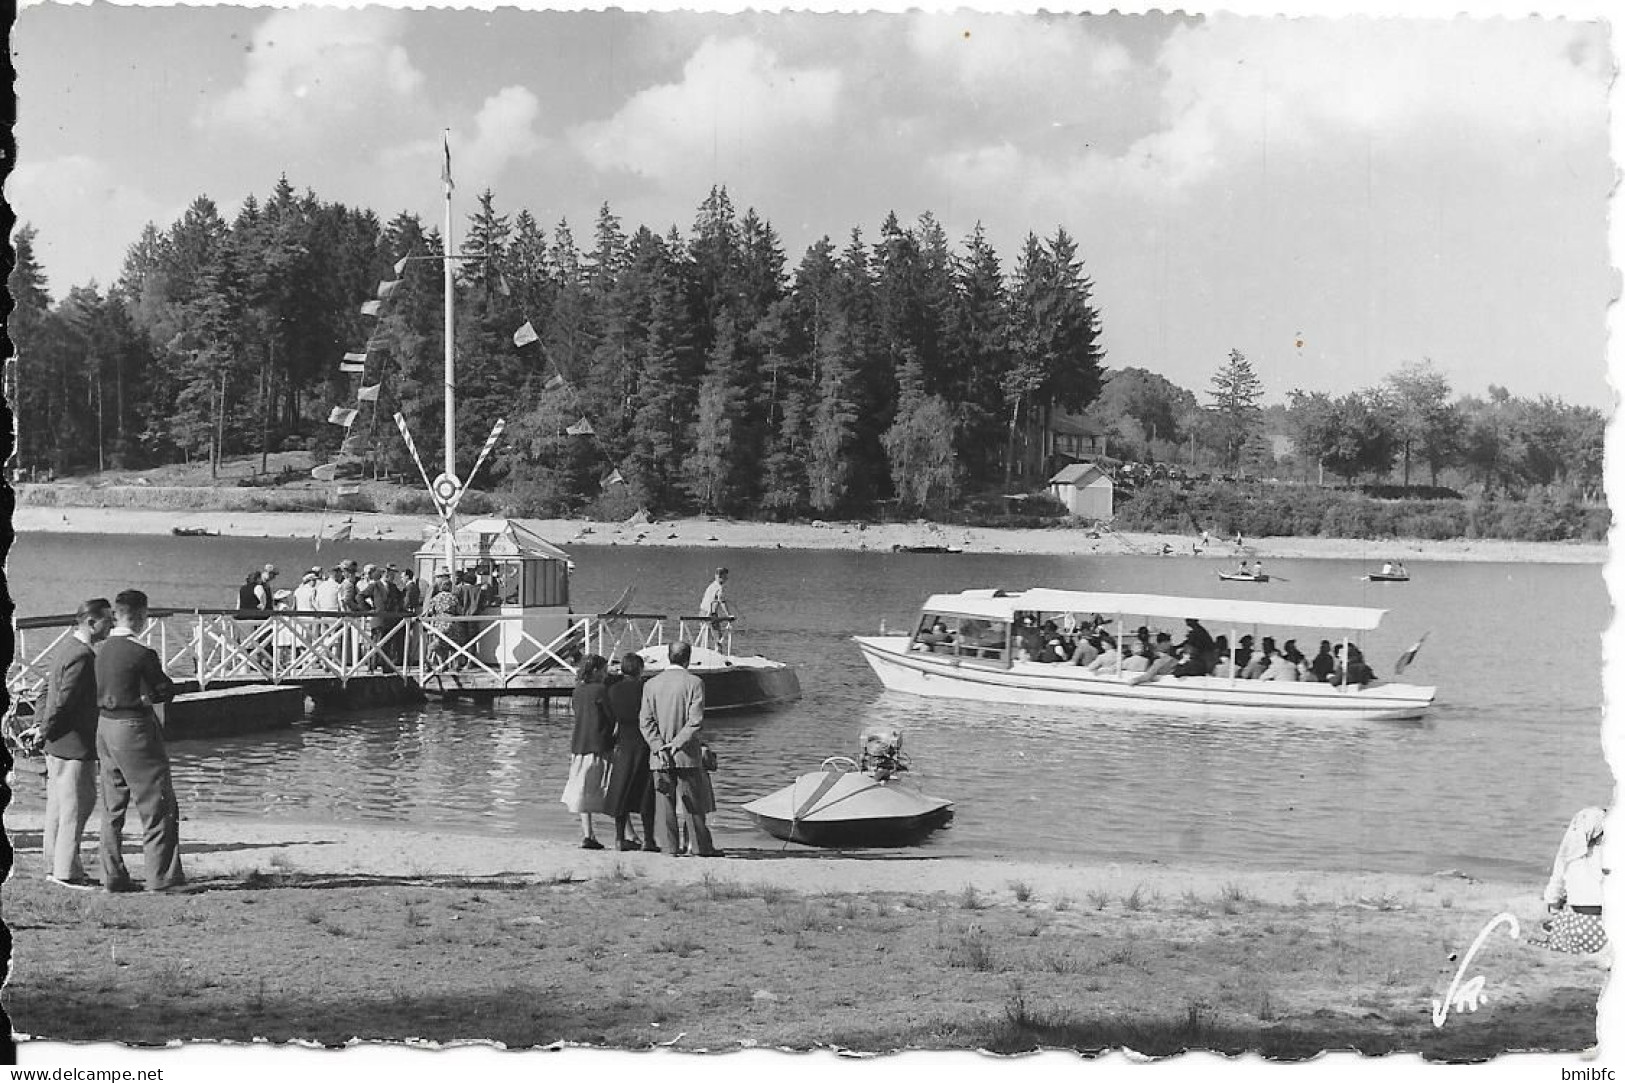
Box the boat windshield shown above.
[911,612,1008,662]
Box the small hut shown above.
[1047,462,1114,520]
[414,518,574,665]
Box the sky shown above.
[8,2,1618,411]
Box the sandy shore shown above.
[4,808,1609,1067]
[0,809,1531,908]
[9,504,1608,564]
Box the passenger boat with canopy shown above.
[853,588,1435,721]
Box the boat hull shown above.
[637,645,801,712]
[742,769,953,847]
[1364,575,1411,582]
[1218,573,1269,582]
[853,636,1434,721]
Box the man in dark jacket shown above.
[96,589,184,893]
[21,598,113,887]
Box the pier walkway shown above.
[6,607,737,726]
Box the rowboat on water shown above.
[853,588,1436,721]
[1364,562,1411,583]
[892,544,964,555]
[171,526,220,537]
[741,726,953,846]
[1218,572,1269,583]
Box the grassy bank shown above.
[1,818,1605,1059]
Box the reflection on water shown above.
[7,533,1611,878]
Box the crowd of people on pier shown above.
[229,559,502,670]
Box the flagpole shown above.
[442,128,457,578]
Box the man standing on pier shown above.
[639,641,721,858]
[95,589,185,893]
[20,597,113,888]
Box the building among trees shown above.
[1047,461,1114,519]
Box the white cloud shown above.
[197,9,424,132]
[7,155,175,295]
[378,86,548,196]
[907,13,1135,96]
[1106,16,1611,197]
[568,37,841,181]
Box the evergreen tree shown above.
[1207,349,1265,475]
[883,356,958,511]
[806,313,860,513]
[683,312,754,513]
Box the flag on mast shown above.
[566,417,595,437]
[542,373,565,392]
[376,280,400,300]
[328,406,358,427]
[357,383,381,402]
[360,300,382,317]
[513,321,539,348]
[1393,632,1430,675]
[393,255,410,276]
[342,351,368,364]
[340,362,366,374]
[602,468,625,488]
[330,519,354,544]
[442,131,454,196]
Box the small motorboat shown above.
[742,726,953,847]
[1364,563,1410,582]
[892,544,963,554]
[171,526,220,537]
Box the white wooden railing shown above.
[6,607,737,721]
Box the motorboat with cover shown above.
[854,588,1436,721]
[741,725,953,846]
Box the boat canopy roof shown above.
[415,517,574,566]
[919,588,1386,631]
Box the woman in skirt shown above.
[1532,806,1608,954]
[560,654,616,849]
[604,653,655,851]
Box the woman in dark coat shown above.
[604,652,656,852]
[560,654,616,849]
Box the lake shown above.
[4,529,1611,880]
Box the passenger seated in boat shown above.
[1381,561,1395,575]
[1334,645,1377,688]
[1127,641,1179,685]
[1252,560,1265,578]
[1086,635,1121,674]
[1280,640,1314,681]
[1309,640,1335,682]
[1070,632,1100,667]
[1233,635,1255,672]
[1180,618,1216,672]
[914,621,953,652]
[1172,642,1207,678]
[1036,621,1069,663]
[1261,646,1300,681]
[1241,637,1277,680]
[1119,639,1151,674]
[1013,614,1044,661]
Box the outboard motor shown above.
[859,724,908,780]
